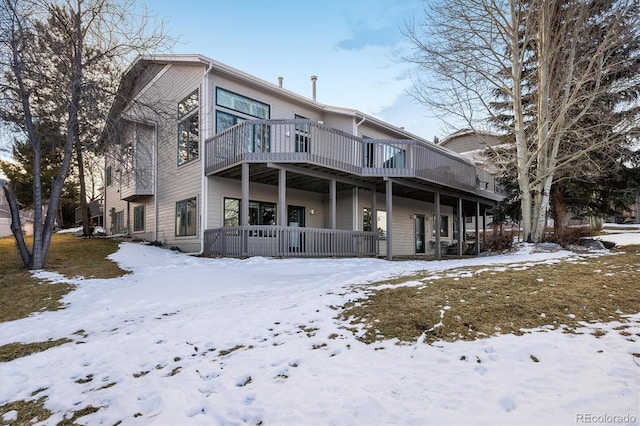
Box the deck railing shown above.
[204,226,379,257]
[205,119,484,193]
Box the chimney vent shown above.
[278,76,283,88]
[311,75,318,101]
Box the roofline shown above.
[131,54,436,145]
[439,128,505,146]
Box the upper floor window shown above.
[216,87,270,119]
[106,166,112,186]
[216,110,245,133]
[178,89,199,165]
[294,114,310,153]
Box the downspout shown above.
[354,113,366,136]
[153,121,159,242]
[186,61,213,256]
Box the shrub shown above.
[545,226,597,247]
[484,229,517,252]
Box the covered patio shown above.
[203,119,502,259]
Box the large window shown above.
[224,198,276,226]
[178,89,199,165]
[176,197,197,236]
[133,205,145,232]
[216,110,245,133]
[216,110,269,153]
[216,88,269,119]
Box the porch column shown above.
[278,168,287,226]
[385,178,393,260]
[457,197,463,255]
[434,192,441,259]
[329,179,337,229]
[475,201,481,255]
[483,208,487,246]
[371,188,377,231]
[241,163,249,256]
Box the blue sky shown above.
[146,0,449,141]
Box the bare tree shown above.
[0,0,170,269]
[404,0,640,242]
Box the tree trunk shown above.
[2,182,30,267]
[551,182,569,236]
[77,139,91,236]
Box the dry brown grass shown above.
[340,245,640,344]
[0,233,127,323]
[0,233,128,425]
[0,397,100,426]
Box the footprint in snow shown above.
[499,396,516,412]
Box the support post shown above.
[457,197,463,255]
[475,202,481,255]
[241,163,249,256]
[278,168,286,226]
[330,179,336,230]
[483,208,487,246]
[435,192,441,259]
[385,178,393,260]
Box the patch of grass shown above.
[0,397,51,426]
[0,338,71,362]
[0,233,127,323]
[0,396,99,426]
[58,405,101,426]
[340,245,640,345]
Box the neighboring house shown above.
[439,129,506,192]
[439,129,508,235]
[74,199,104,227]
[0,179,35,237]
[104,54,503,259]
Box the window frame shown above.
[223,197,277,226]
[216,110,246,133]
[216,87,270,119]
[294,114,310,153]
[133,205,145,232]
[177,89,200,166]
[433,214,449,238]
[175,197,197,237]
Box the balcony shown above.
[205,119,489,194]
[119,167,154,202]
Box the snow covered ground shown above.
[1,226,639,425]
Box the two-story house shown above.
[104,54,503,259]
